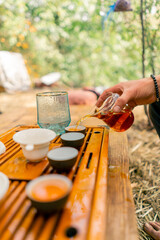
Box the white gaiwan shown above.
[13,128,56,162]
[0,172,9,202]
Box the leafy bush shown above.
[0,0,159,87]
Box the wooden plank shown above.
[0,153,49,180]
[0,126,138,240]
[0,107,37,134]
[12,208,37,240]
[87,128,109,240]
[0,181,19,204]
[53,128,103,240]
[4,140,18,149]
[37,215,59,240]
[0,200,31,240]
[25,215,44,240]
[0,90,92,135]
[106,130,138,240]
[0,190,27,235]
[0,182,26,220]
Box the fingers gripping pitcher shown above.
[76,92,134,132]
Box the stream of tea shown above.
[75,109,134,132]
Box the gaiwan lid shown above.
[13,128,56,145]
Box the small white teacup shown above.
[13,128,56,162]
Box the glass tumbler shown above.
[36,91,71,135]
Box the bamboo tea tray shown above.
[0,125,138,240]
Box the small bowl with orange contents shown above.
[26,174,72,214]
[65,125,86,134]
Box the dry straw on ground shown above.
[128,106,160,240]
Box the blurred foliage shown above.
[0,0,159,87]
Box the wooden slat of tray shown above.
[106,130,138,240]
[87,129,109,240]
[25,215,44,240]
[0,200,32,240]
[0,126,138,240]
[12,207,37,240]
[0,127,106,240]
[53,128,104,240]
[0,144,21,165]
[37,215,58,240]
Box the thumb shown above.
[113,94,129,113]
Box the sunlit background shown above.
[0,0,159,88]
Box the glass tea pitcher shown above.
[76,92,134,132]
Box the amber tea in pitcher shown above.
[76,92,134,132]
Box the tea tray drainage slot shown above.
[86,152,93,169]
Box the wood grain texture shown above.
[87,128,109,240]
[0,90,93,135]
[0,155,49,180]
[106,130,138,240]
[53,128,104,240]
[0,126,138,240]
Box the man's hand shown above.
[96,77,157,113]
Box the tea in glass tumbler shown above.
[36,92,71,135]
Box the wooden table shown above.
[0,125,138,240]
[0,90,138,239]
[0,89,100,135]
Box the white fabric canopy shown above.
[0,51,31,93]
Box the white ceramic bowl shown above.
[13,128,56,162]
[0,172,9,202]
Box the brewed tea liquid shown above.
[76,115,91,128]
[95,109,134,132]
[67,128,81,132]
[31,179,68,202]
[76,109,134,132]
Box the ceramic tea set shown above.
[11,124,86,213]
[0,91,87,213]
[0,89,134,213]
[13,126,85,163]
